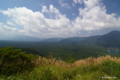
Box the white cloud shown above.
[84,0,100,8]
[41,6,48,13]
[72,0,120,31]
[0,22,17,32]
[0,5,74,38]
[0,0,120,39]
[7,21,16,26]
[59,0,70,8]
[73,0,84,4]
[73,0,100,8]
[0,22,21,39]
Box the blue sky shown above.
[0,0,120,39]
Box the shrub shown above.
[41,67,57,80]
[66,55,75,63]
[0,47,37,75]
[100,60,120,77]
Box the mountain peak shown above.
[108,30,120,34]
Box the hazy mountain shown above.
[59,37,86,43]
[8,35,42,41]
[96,30,120,47]
[59,30,120,47]
[2,30,120,47]
[78,30,120,47]
[78,35,100,45]
[41,38,64,42]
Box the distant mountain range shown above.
[9,35,42,41]
[60,30,120,47]
[3,30,120,47]
[8,35,64,42]
[96,30,120,47]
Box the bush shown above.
[0,47,37,75]
[100,60,120,77]
[66,55,75,63]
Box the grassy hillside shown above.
[78,30,120,47]
[0,47,120,80]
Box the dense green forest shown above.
[0,40,120,61]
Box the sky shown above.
[0,0,120,39]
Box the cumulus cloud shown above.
[0,22,21,39]
[59,0,70,8]
[72,0,120,31]
[7,21,16,26]
[0,5,74,38]
[0,0,120,39]
[41,6,48,13]
[73,0,84,4]
[0,23,17,31]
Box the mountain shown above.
[77,35,101,45]
[40,38,64,42]
[59,37,86,43]
[59,30,120,47]
[78,30,120,47]
[8,35,42,41]
[3,30,120,47]
[8,35,64,42]
[96,30,120,47]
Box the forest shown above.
[0,40,120,61]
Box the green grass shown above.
[1,59,120,80]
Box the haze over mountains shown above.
[8,35,43,41]
[60,30,120,47]
[7,35,64,42]
[1,30,120,47]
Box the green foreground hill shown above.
[1,47,120,80]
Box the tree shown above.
[66,55,75,63]
[0,47,37,75]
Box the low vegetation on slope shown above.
[0,47,120,80]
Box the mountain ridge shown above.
[1,30,120,47]
[59,30,120,47]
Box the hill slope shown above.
[96,30,120,47]
[77,30,120,47]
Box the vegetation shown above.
[0,47,38,75]
[15,47,44,56]
[66,55,76,63]
[0,47,120,80]
[1,40,120,61]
